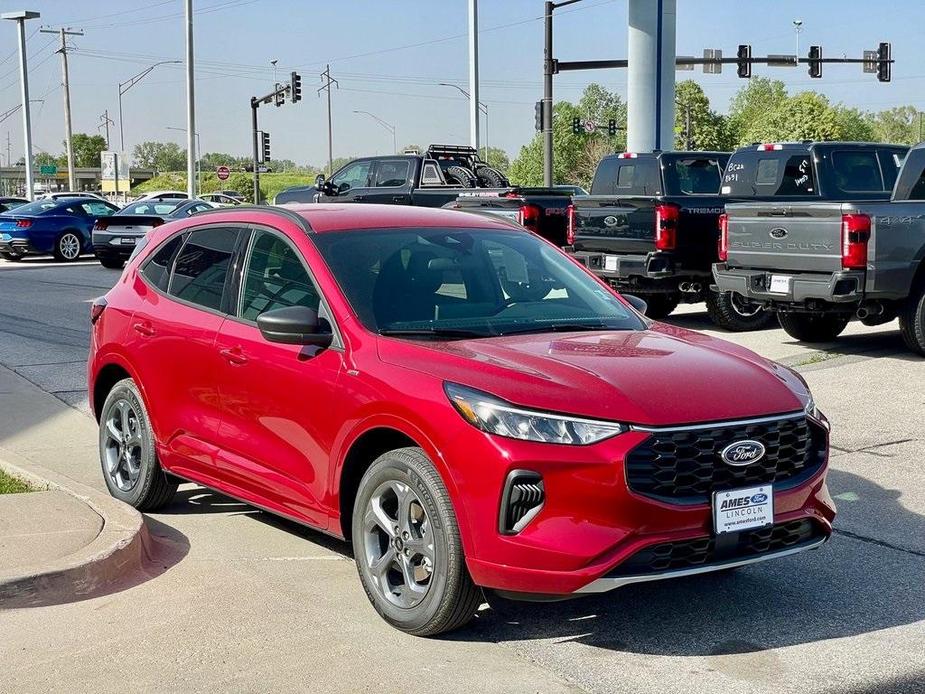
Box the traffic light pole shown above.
[249,75,300,205]
[251,97,260,204]
[542,0,582,188]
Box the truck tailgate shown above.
[725,201,846,272]
[571,196,655,254]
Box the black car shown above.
[92,198,214,269]
[0,196,29,214]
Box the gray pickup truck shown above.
[714,142,925,354]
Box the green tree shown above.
[69,133,108,168]
[742,91,841,143]
[674,80,732,150]
[483,146,510,172]
[870,106,921,144]
[726,77,788,146]
[34,151,65,168]
[132,141,186,172]
[833,105,876,141]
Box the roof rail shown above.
[189,204,314,234]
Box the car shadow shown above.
[447,469,925,655]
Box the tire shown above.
[898,284,925,355]
[473,164,509,188]
[53,230,83,262]
[444,165,477,188]
[634,293,680,320]
[98,255,125,270]
[98,378,178,511]
[352,447,481,636]
[777,312,851,343]
[705,291,775,332]
[0,251,22,262]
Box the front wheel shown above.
[777,312,850,342]
[0,250,22,262]
[899,284,925,356]
[705,291,774,331]
[352,447,481,636]
[53,231,83,262]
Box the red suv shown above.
[88,204,835,636]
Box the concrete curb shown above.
[0,448,150,608]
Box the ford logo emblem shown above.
[751,493,768,503]
[720,440,766,466]
[603,215,619,227]
[769,227,788,239]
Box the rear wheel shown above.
[705,291,774,331]
[778,312,850,342]
[53,231,82,262]
[98,255,125,270]
[352,447,481,636]
[898,284,925,355]
[634,293,680,320]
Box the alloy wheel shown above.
[102,398,144,492]
[59,233,81,260]
[362,479,435,609]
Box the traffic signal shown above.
[877,42,891,82]
[273,83,285,107]
[291,71,302,103]
[807,45,822,78]
[572,117,582,135]
[736,44,752,79]
[535,101,543,131]
[608,119,618,136]
[261,131,271,161]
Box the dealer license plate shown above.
[604,255,618,272]
[769,274,791,294]
[712,485,773,535]
[120,237,137,245]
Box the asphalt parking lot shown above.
[0,257,923,694]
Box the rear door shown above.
[365,158,414,204]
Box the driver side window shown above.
[240,230,321,322]
[330,161,372,193]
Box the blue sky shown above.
[0,0,921,168]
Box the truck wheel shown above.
[473,164,509,188]
[444,165,477,188]
[98,255,125,270]
[635,293,680,319]
[352,447,482,636]
[778,312,850,342]
[898,285,925,355]
[705,291,774,332]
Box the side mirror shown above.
[256,306,333,347]
[623,294,648,315]
[314,173,326,189]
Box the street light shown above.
[118,60,182,151]
[166,126,201,191]
[2,10,40,199]
[438,82,489,163]
[352,110,396,154]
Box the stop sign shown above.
[216,165,230,181]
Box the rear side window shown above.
[141,234,185,292]
[907,166,925,201]
[167,227,239,312]
[722,152,815,196]
[373,160,411,187]
[831,151,883,193]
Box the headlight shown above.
[444,383,626,445]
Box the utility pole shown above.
[542,1,583,186]
[184,0,196,198]
[3,10,40,199]
[41,26,82,191]
[467,0,480,152]
[318,65,338,175]
[99,110,114,148]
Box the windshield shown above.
[120,200,182,216]
[4,199,63,215]
[311,227,644,338]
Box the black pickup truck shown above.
[444,188,575,247]
[569,151,744,324]
[714,141,925,354]
[273,145,509,206]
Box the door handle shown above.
[392,196,407,203]
[219,347,248,366]
[353,195,366,201]
[132,322,155,337]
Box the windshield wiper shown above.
[501,322,617,335]
[378,327,493,339]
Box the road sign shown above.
[583,120,596,134]
[39,164,57,175]
[703,48,722,74]
[216,165,230,181]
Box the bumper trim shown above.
[631,410,803,434]
[574,534,827,594]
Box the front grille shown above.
[607,518,822,577]
[625,415,826,505]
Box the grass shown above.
[0,469,32,494]
[132,171,316,203]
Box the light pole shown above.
[2,10,40,199]
[118,60,181,152]
[438,83,489,162]
[166,126,201,191]
[793,19,804,60]
[353,110,396,153]
[184,0,196,198]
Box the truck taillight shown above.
[566,204,576,245]
[517,203,541,231]
[718,213,729,261]
[841,213,870,270]
[655,203,679,251]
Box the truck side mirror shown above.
[315,173,326,190]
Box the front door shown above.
[319,159,374,202]
[214,227,344,527]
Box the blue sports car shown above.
[0,196,119,262]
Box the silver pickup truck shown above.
[713,142,925,354]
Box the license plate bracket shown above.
[769,274,791,294]
[712,485,773,535]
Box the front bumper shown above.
[713,263,864,306]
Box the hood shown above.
[376,323,806,426]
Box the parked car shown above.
[92,199,215,269]
[201,192,242,207]
[0,196,118,261]
[274,144,511,206]
[39,191,111,204]
[714,141,925,354]
[216,189,245,202]
[0,196,29,214]
[89,203,834,636]
[132,190,189,202]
